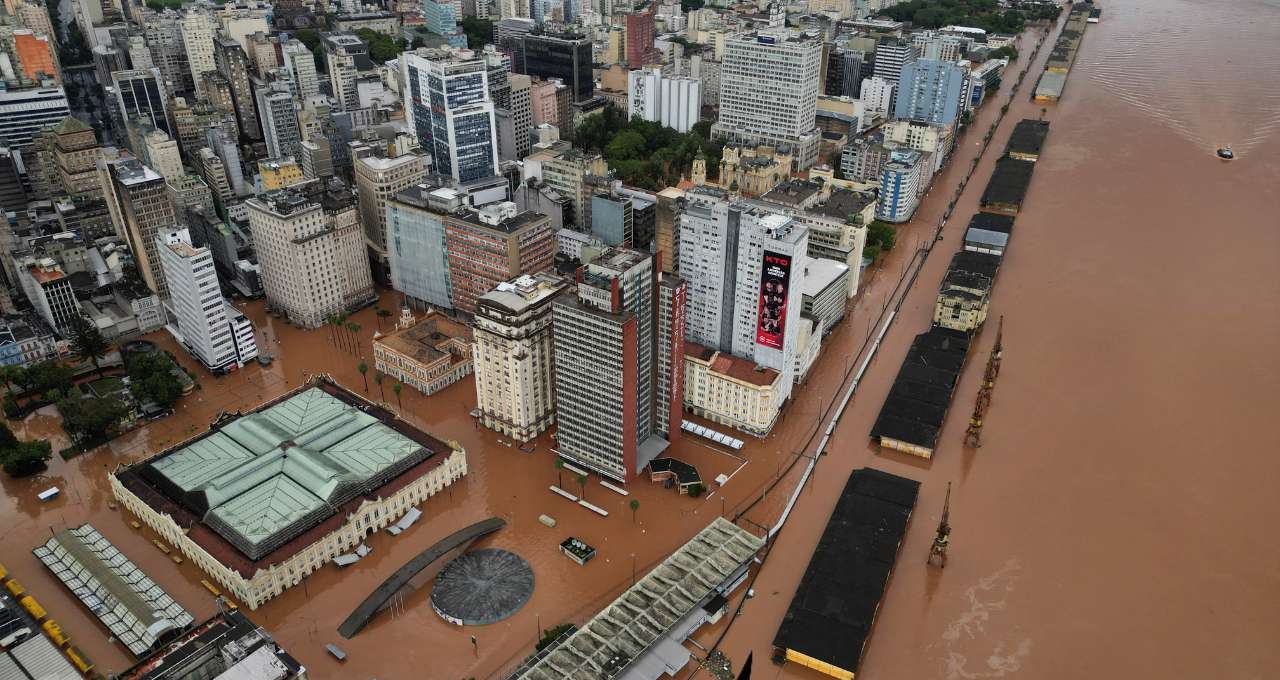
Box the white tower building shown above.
[158,228,258,371]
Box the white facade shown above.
[713,30,822,167]
[731,210,807,399]
[683,348,785,436]
[158,228,257,371]
[401,51,499,183]
[181,9,217,98]
[247,190,375,329]
[860,76,896,118]
[143,130,183,181]
[627,68,702,133]
[282,39,320,100]
[257,86,301,160]
[876,149,925,223]
[677,189,735,351]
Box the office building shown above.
[535,144,608,229]
[142,130,182,181]
[895,57,966,126]
[144,9,194,97]
[683,342,785,436]
[508,75,532,157]
[443,201,554,314]
[181,8,218,97]
[402,51,498,183]
[42,115,101,200]
[111,377,468,610]
[386,183,458,310]
[110,68,169,136]
[627,68,701,133]
[103,158,175,298]
[876,148,925,223]
[246,182,375,328]
[323,32,369,110]
[624,9,658,68]
[354,149,429,283]
[860,75,896,119]
[713,30,822,168]
[552,248,685,482]
[256,83,302,160]
[374,309,473,395]
[158,228,258,371]
[424,0,467,48]
[473,272,566,442]
[825,47,865,98]
[872,37,915,85]
[257,158,304,190]
[16,258,78,333]
[214,36,261,141]
[281,39,320,99]
[517,33,593,102]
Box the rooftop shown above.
[477,272,567,316]
[760,179,822,208]
[870,327,972,451]
[116,609,305,679]
[802,258,850,297]
[375,311,472,368]
[116,379,454,572]
[685,341,781,387]
[980,157,1036,208]
[811,188,876,221]
[1006,119,1050,157]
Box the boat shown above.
[1216,145,1235,160]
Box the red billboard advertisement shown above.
[756,250,791,349]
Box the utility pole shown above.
[964,316,1004,448]
[928,482,952,568]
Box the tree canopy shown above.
[575,109,722,191]
[59,394,130,446]
[69,317,111,373]
[355,29,405,65]
[127,353,184,409]
[880,0,1059,34]
[462,17,493,49]
[0,422,51,477]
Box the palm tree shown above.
[576,474,587,502]
[555,459,565,488]
[374,372,385,402]
[392,381,402,410]
[357,361,369,392]
[629,499,639,524]
[377,308,392,330]
[347,321,361,354]
[69,316,110,376]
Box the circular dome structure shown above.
[430,549,534,626]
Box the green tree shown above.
[605,130,647,160]
[127,353,183,409]
[355,29,404,64]
[347,321,361,354]
[377,308,392,329]
[0,421,17,450]
[555,459,565,487]
[392,381,402,410]
[576,473,588,501]
[357,361,369,392]
[375,372,385,402]
[868,220,897,253]
[629,498,640,523]
[461,17,493,49]
[69,316,110,375]
[1,439,52,477]
[59,395,129,446]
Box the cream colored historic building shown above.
[683,343,786,436]
[109,379,467,610]
[373,309,473,396]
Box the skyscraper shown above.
[181,8,218,98]
[256,82,302,159]
[872,37,916,86]
[111,68,170,135]
[402,51,498,183]
[713,30,823,168]
[0,85,68,150]
[627,67,702,133]
[214,36,262,141]
[353,148,429,283]
[894,58,966,126]
[442,201,554,314]
[509,74,533,159]
[516,33,594,102]
[157,228,258,371]
[386,184,458,310]
[103,157,176,298]
[623,10,658,68]
[322,33,369,111]
[281,39,320,100]
[552,248,685,482]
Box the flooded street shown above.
[712,0,1280,678]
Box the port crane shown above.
[964,316,1004,448]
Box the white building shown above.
[157,228,257,371]
[877,149,925,223]
[353,149,430,282]
[142,130,183,181]
[401,51,498,183]
[0,85,69,149]
[256,84,301,160]
[713,30,822,168]
[683,343,785,436]
[473,272,567,442]
[181,8,217,98]
[281,39,320,100]
[627,67,702,133]
[247,185,375,328]
[860,76,896,118]
[731,210,808,394]
[677,188,735,351]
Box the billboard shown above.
[756,250,792,350]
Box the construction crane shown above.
[964,316,1004,448]
[928,482,952,568]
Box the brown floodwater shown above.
[709,0,1280,679]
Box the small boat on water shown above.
[1216,145,1235,160]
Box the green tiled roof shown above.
[149,387,429,560]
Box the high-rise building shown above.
[181,8,218,98]
[246,181,375,328]
[825,47,865,98]
[387,184,459,310]
[473,271,567,442]
[623,10,658,68]
[876,148,925,223]
[0,84,68,150]
[713,30,823,168]
[894,57,966,126]
[442,201,554,314]
[536,144,608,229]
[654,186,683,274]
[872,37,916,85]
[516,33,593,102]
[859,75,896,119]
[103,157,176,298]
[322,32,369,111]
[552,248,685,482]
[214,36,261,141]
[142,130,183,180]
[110,68,170,135]
[157,227,258,371]
[15,258,78,333]
[627,67,701,133]
[508,74,533,159]
[144,9,194,96]
[281,39,320,100]
[43,116,101,200]
[424,0,468,47]
[353,148,429,283]
[256,83,302,159]
[402,51,498,183]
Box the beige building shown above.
[472,272,566,442]
[373,310,473,397]
[258,157,304,190]
[103,157,176,298]
[109,378,467,610]
[246,181,375,328]
[353,149,429,282]
[933,268,992,332]
[683,342,785,436]
[534,143,609,229]
[35,116,102,200]
[718,144,794,197]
